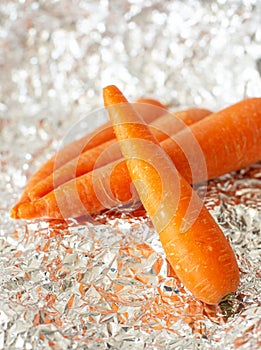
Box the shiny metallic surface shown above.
[1,1,260,349]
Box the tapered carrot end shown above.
[16,201,42,220]
[103,85,128,108]
[10,192,33,219]
[10,204,20,219]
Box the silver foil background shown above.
[0,0,261,349]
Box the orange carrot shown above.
[162,97,261,183]
[13,99,168,206]
[15,120,114,204]
[103,85,239,305]
[11,98,261,220]
[135,98,168,110]
[27,108,211,200]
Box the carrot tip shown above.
[103,85,128,108]
[10,196,32,219]
[16,202,37,220]
[10,205,19,219]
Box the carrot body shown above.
[15,120,114,205]
[12,98,261,220]
[27,108,211,200]
[103,85,239,305]
[12,159,134,220]
[162,97,261,183]
[135,98,168,110]
[14,99,168,206]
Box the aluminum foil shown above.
[1,0,261,349]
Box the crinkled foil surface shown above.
[1,1,261,349]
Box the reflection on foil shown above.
[0,180,261,349]
[0,0,260,349]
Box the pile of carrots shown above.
[11,86,261,305]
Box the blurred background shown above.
[1,0,260,129]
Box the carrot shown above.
[103,85,239,305]
[162,97,261,183]
[15,120,114,204]
[135,98,168,110]
[27,108,211,200]
[12,99,168,206]
[11,97,261,220]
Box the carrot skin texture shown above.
[14,160,133,219]
[12,107,210,219]
[13,100,168,206]
[12,98,261,220]
[134,98,168,110]
[14,120,115,204]
[162,97,261,183]
[27,139,120,201]
[103,85,239,305]
[27,108,211,201]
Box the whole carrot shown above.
[27,108,211,200]
[11,98,261,220]
[13,99,168,206]
[103,85,239,305]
